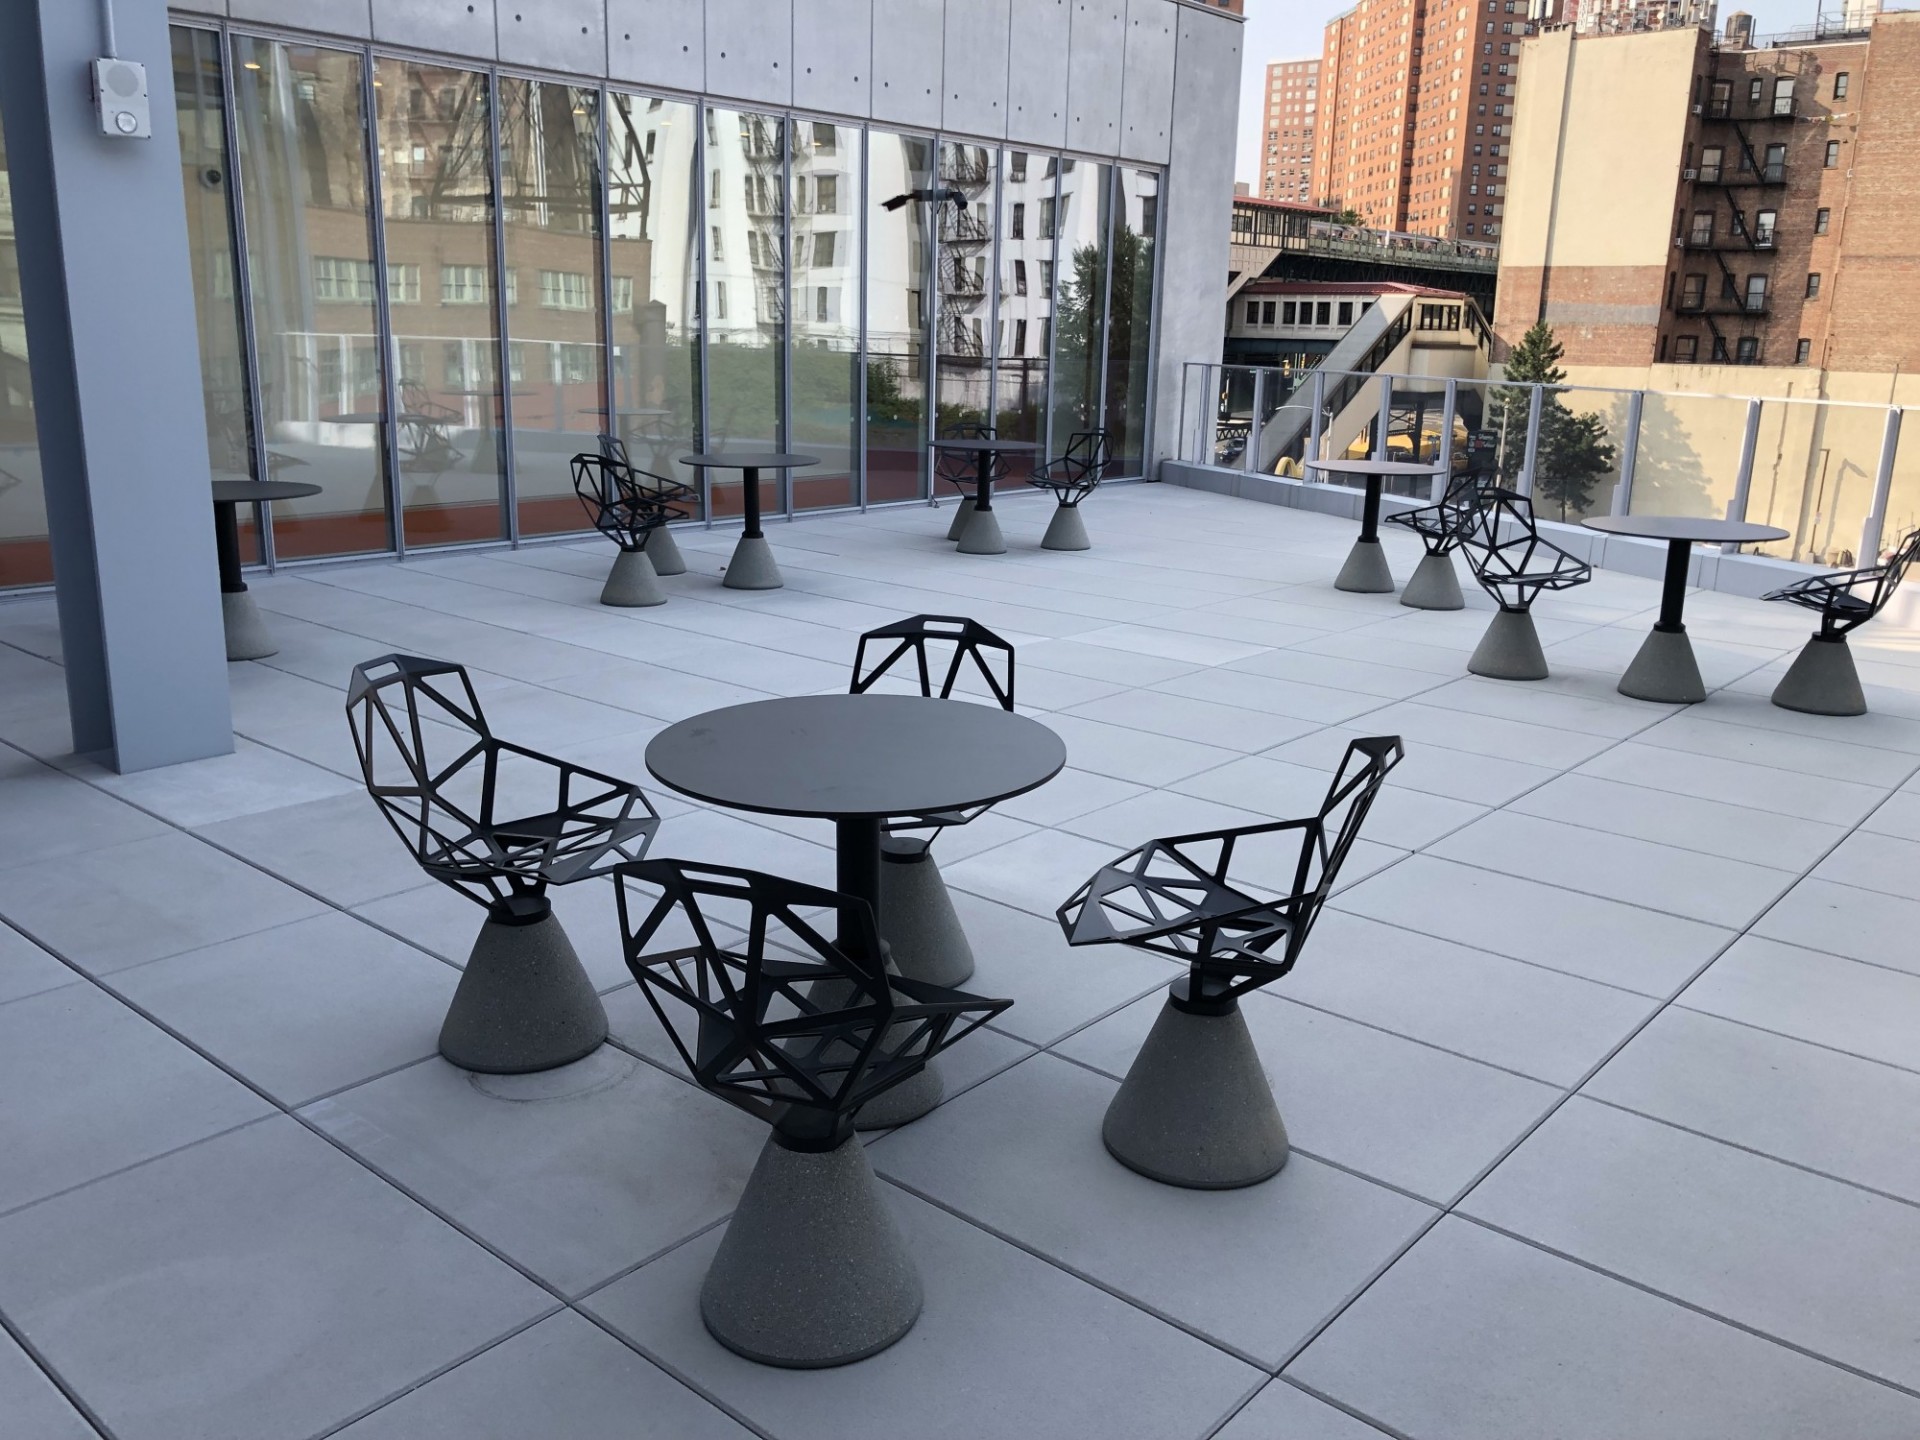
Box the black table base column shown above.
[1359,476,1384,544]
[724,466,784,590]
[213,501,247,595]
[1656,537,1692,634]
[1335,478,1396,593]
[956,447,1007,556]
[740,466,764,541]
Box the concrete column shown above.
[0,0,232,771]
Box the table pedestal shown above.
[1334,477,1394,593]
[724,465,784,590]
[955,447,1006,556]
[1617,539,1706,704]
[213,499,276,661]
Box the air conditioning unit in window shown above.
[1682,167,1698,180]
[1691,103,1704,115]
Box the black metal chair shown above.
[1027,429,1112,551]
[1383,471,1496,610]
[849,615,1016,988]
[571,450,692,606]
[615,858,1009,1368]
[1455,486,1593,680]
[347,654,659,1073]
[1057,736,1404,1189]
[1763,526,1920,715]
[397,381,465,477]
[937,421,999,541]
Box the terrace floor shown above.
[3,484,1920,1440]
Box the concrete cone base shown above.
[1334,537,1395,593]
[643,524,688,576]
[1772,634,1867,716]
[956,507,1006,555]
[1399,551,1465,610]
[852,1059,944,1131]
[222,589,278,660]
[878,842,975,987]
[723,534,784,590]
[1041,503,1091,551]
[601,548,667,607]
[700,1132,923,1368]
[1617,626,1706,704]
[1102,990,1289,1190]
[945,496,976,541]
[439,908,608,1074]
[1468,608,1550,681]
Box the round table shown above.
[1583,514,1791,703]
[681,452,818,590]
[930,438,1040,556]
[648,694,1065,1121]
[210,479,321,661]
[1305,459,1445,593]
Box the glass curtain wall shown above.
[864,131,934,502]
[1050,159,1114,454]
[993,148,1057,479]
[375,59,507,548]
[935,142,995,436]
[1104,167,1158,477]
[706,108,787,520]
[499,79,606,538]
[789,120,861,511]
[231,36,391,558]
[607,92,702,512]
[0,101,48,586]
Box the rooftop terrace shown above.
[3,485,1920,1439]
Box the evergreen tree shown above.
[1486,320,1617,520]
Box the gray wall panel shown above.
[871,0,942,132]
[1005,0,1070,149]
[607,0,704,92]
[228,0,370,37]
[1151,5,1239,470]
[371,0,496,59]
[1064,0,1124,154]
[497,0,604,75]
[941,0,1009,141]
[705,0,793,108]
[1118,0,1175,164]
[793,0,871,118]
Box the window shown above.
[1688,211,1712,246]
[1773,77,1794,115]
[813,231,837,267]
[710,225,724,261]
[1673,334,1698,362]
[1796,338,1813,364]
[1337,300,1354,325]
[1039,197,1056,238]
[538,270,592,310]
[1013,259,1028,296]
[1712,335,1730,362]
[1745,273,1768,311]
[709,168,721,208]
[1699,145,1723,183]
[1680,273,1706,310]
[815,175,838,214]
[1825,140,1841,168]
[388,263,420,304]
[1815,207,1831,235]
[1833,71,1849,100]
[714,279,727,319]
[816,286,830,323]
[1244,300,1260,326]
[812,121,836,151]
[611,276,634,311]
[1262,300,1277,325]
[1806,272,1821,298]
[1764,142,1787,180]
[1011,202,1025,239]
[1709,79,1732,117]
[1010,151,1028,181]
[1736,336,1759,363]
[440,264,489,304]
[1282,301,1297,324]
[1754,209,1776,245]
[1748,77,1763,104]
[1316,301,1331,325]
[314,256,378,302]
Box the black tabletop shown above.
[212,480,323,504]
[680,452,820,470]
[1305,459,1444,476]
[929,438,1041,453]
[1583,515,1789,544]
[646,694,1066,820]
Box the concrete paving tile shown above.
[1808,830,1920,901]
[1585,1006,1920,1205]
[1752,876,1920,977]
[110,911,457,1107]
[993,765,1147,826]
[1462,1098,1920,1390]
[306,1048,765,1297]
[585,1182,1265,1440]
[1073,622,1272,668]
[1064,690,1319,753]
[1060,788,1275,849]
[1039,713,1244,787]
[1289,1217,1920,1440]
[0,832,328,977]
[1412,673,1674,739]
[194,791,426,908]
[1152,666,1388,724]
[1056,988,1557,1203]
[1633,711,1917,787]
[0,1327,97,1440]
[1681,935,1920,1071]
[1224,647,1451,699]
[1168,753,1486,849]
[1508,772,1848,870]
[0,1117,551,1440]
[1261,725,1560,807]
[0,751,168,871]
[0,922,79,1006]
[1214,1380,1393,1440]
[871,1054,1433,1367]
[1017,637,1208,686]
[942,827,1136,921]
[0,983,271,1214]
[71,736,359,827]
[1860,789,1920,841]
[1347,701,1618,770]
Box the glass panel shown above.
[1882,413,1920,570]
[1628,391,1749,520]
[171,27,261,568]
[864,130,933,503]
[705,107,786,520]
[1103,166,1158,477]
[375,59,505,548]
[1050,159,1113,457]
[993,148,1053,483]
[232,37,392,559]
[1531,385,1627,524]
[0,101,49,587]
[1744,398,1888,565]
[607,92,702,515]
[935,142,994,439]
[499,78,605,538]
[789,119,860,511]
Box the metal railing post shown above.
[1613,390,1643,516]
[1200,364,1220,467]
[1246,368,1264,475]
[1860,406,1902,565]
[1373,373,1393,460]
[1308,369,1326,470]
[1518,384,1544,497]
[1434,378,1457,502]
[1722,396,1763,551]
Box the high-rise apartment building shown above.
[1311,0,1562,240]
[1258,59,1320,204]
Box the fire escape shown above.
[936,143,992,376]
[739,113,786,339]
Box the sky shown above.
[1234,0,1839,190]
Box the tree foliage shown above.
[1487,320,1618,521]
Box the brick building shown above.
[1258,59,1320,204]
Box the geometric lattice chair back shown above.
[1387,469,1497,556]
[347,654,658,909]
[1029,429,1112,505]
[614,859,1010,1146]
[936,420,998,492]
[571,452,680,551]
[1058,736,1404,1007]
[1457,486,1592,611]
[851,615,1015,711]
[1766,525,1920,638]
